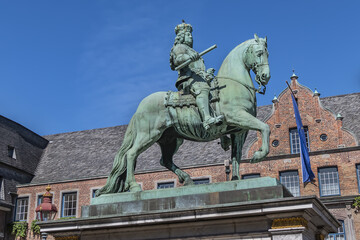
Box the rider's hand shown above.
[189,52,200,61]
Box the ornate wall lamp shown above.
[35,185,58,240]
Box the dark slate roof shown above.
[0,115,48,175]
[30,93,360,184]
[320,92,360,144]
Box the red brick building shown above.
[3,74,360,239]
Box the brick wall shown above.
[14,78,360,239]
[247,78,357,159]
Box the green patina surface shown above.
[91,177,281,205]
[95,21,271,196]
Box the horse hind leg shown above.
[230,131,248,180]
[159,137,194,186]
[125,130,164,192]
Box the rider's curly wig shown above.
[169,31,193,70]
[174,32,185,45]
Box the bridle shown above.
[244,43,269,95]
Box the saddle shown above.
[164,78,220,108]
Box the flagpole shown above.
[285,81,296,100]
[286,80,316,184]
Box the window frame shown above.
[0,177,4,200]
[289,127,310,154]
[8,145,16,159]
[242,173,261,179]
[193,177,210,185]
[318,167,341,197]
[91,189,99,198]
[37,194,43,206]
[279,170,300,197]
[356,164,360,194]
[61,192,78,218]
[157,181,175,189]
[14,196,29,222]
[326,220,346,240]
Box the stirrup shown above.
[203,117,216,130]
[214,115,224,125]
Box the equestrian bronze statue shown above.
[96,22,270,196]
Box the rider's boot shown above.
[196,90,223,130]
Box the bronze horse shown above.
[96,34,270,195]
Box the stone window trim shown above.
[320,133,328,141]
[279,170,300,197]
[272,139,280,147]
[59,190,79,218]
[155,179,177,189]
[90,187,103,199]
[318,166,341,197]
[14,195,31,222]
[191,176,212,184]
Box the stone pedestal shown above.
[38,178,339,240]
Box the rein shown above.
[216,76,266,94]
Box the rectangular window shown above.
[0,177,4,200]
[8,146,16,159]
[242,173,260,179]
[325,220,345,240]
[289,127,309,154]
[37,195,43,206]
[92,189,99,198]
[319,167,340,197]
[357,164,360,193]
[157,182,174,189]
[193,178,210,185]
[280,171,300,197]
[61,192,77,217]
[15,197,29,221]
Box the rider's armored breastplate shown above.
[176,58,206,90]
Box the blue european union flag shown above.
[291,94,315,183]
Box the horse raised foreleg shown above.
[159,138,194,186]
[230,131,248,180]
[226,111,270,163]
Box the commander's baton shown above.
[174,44,217,71]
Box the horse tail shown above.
[96,116,137,196]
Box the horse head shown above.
[244,34,271,94]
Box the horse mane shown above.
[217,38,255,77]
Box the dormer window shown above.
[8,146,16,159]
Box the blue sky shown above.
[1,1,359,135]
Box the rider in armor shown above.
[170,21,223,130]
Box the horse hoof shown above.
[231,176,239,181]
[129,182,142,192]
[184,179,194,186]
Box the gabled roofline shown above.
[0,115,48,148]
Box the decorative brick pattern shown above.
[14,79,360,240]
